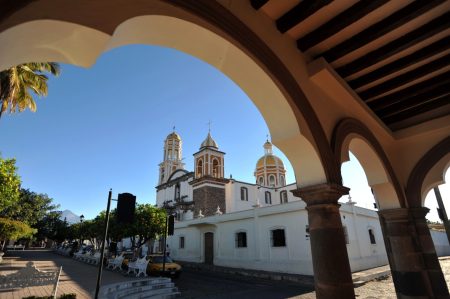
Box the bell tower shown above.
[190,131,228,217]
[158,129,185,185]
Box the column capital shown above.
[292,183,349,206]
[378,208,409,222]
[409,207,430,219]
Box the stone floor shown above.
[0,250,141,299]
[296,257,450,299]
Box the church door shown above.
[204,232,214,264]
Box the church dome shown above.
[167,131,181,140]
[200,132,218,149]
[254,140,286,188]
[256,155,284,168]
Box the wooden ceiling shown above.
[250,0,450,131]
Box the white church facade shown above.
[155,130,389,275]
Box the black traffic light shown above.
[117,193,136,223]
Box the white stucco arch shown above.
[421,154,450,206]
[341,136,401,210]
[0,16,328,186]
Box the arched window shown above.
[175,183,180,200]
[212,158,219,178]
[280,191,288,204]
[269,175,275,187]
[270,228,286,247]
[265,191,272,204]
[240,187,248,201]
[259,176,264,185]
[197,159,203,177]
[280,175,285,186]
[235,231,247,248]
[168,149,172,160]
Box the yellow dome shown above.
[167,132,181,140]
[256,155,284,169]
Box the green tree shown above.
[116,204,166,248]
[5,189,59,226]
[0,62,60,118]
[0,217,35,250]
[0,156,21,216]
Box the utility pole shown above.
[434,186,450,245]
[94,189,112,299]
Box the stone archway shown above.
[332,118,405,210]
[0,2,355,298]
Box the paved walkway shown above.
[0,250,141,299]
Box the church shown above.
[156,130,389,275]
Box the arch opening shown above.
[0,15,329,187]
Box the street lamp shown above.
[79,214,85,246]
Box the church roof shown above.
[256,155,284,169]
[166,131,181,140]
[200,132,218,149]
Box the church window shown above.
[197,159,203,177]
[212,158,219,178]
[343,226,349,244]
[174,150,178,159]
[258,176,264,185]
[265,191,272,204]
[179,236,185,249]
[240,187,248,201]
[271,229,286,247]
[235,232,247,248]
[280,175,285,186]
[280,191,288,204]
[175,184,180,201]
[269,175,275,187]
[168,149,172,160]
[368,229,376,244]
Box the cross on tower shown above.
[207,120,212,133]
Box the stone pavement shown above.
[0,250,141,299]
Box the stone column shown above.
[293,183,355,299]
[378,208,449,298]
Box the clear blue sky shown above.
[0,45,448,221]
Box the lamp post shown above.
[79,214,85,246]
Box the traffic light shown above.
[117,193,136,223]
[168,215,175,236]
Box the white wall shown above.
[168,200,388,275]
[431,230,450,257]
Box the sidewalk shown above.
[0,250,141,299]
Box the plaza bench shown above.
[106,253,125,271]
[5,245,25,251]
[0,261,62,298]
[126,257,148,277]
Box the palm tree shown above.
[0,62,60,118]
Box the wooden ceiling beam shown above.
[382,95,450,125]
[348,36,450,89]
[250,0,269,10]
[368,71,450,111]
[336,12,450,78]
[359,53,450,100]
[276,0,333,33]
[376,84,450,117]
[319,0,445,62]
[297,0,388,51]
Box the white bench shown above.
[126,257,148,276]
[106,253,125,271]
[0,262,62,298]
[5,245,25,251]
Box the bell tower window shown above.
[197,159,203,178]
